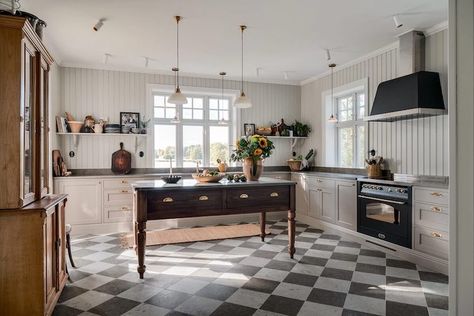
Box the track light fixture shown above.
[393,15,403,28]
[93,18,105,31]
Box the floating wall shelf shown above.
[56,133,147,152]
[266,136,308,151]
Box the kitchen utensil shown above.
[111,142,131,174]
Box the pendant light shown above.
[218,72,228,125]
[168,16,188,105]
[234,25,252,108]
[328,63,338,123]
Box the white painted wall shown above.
[56,68,301,169]
[301,29,449,176]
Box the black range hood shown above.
[365,71,446,122]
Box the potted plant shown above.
[292,120,312,137]
[231,135,274,181]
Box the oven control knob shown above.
[378,186,383,190]
[387,188,393,192]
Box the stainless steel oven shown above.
[357,181,412,248]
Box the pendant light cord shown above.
[176,16,180,89]
[240,26,245,93]
[331,66,334,114]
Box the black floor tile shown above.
[97,265,130,278]
[89,297,140,316]
[349,282,385,300]
[195,283,238,301]
[307,288,347,307]
[319,234,341,240]
[93,279,138,295]
[52,304,83,316]
[338,241,362,248]
[386,300,429,316]
[260,295,304,316]
[211,302,256,316]
[321,267,353,281]
[242,277,280,294]
[342,309,379,316]
[331,252,358,262]
[311,244,337,252]
[58,285,88,303]
[146,289,192,309]
[386,259,417,270]
[265,260,296,271]
[227,264,261,277]
[425,292,449,310]
[300,256,328,266]
[251,250,278,259]
[283,272,318,287]
[359,249,386,258]
[356,263,386,275]
[419,271,449,284]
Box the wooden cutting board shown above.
[111,142,131,174]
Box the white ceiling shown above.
[20,0,447,84]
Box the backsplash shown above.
[54,68,302,169]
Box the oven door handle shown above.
[358,195,407,205]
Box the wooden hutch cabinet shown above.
[0,16,67,315]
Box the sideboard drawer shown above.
[414,202,449,231]
[147,189,224,219]
[414,225,449,260]
[226,186,290,211]
[414,187,449,205]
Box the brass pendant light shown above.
[328,63,338,123]
[168,16,188,105]
[234,25,252,108]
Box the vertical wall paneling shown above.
[301,29,448,176]
[58,68,301,169]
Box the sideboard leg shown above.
[133,221,138,255]
[137,221,147,279]
[260,212,266,241]
[288,210,296,259]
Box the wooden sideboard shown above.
[132,178,296,279]
[0,195,68,316]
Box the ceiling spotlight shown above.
[393,15,403,28]
[283,71,289,80]
[144,57,149,68]
[103,53,111,64]
[93,18,105,31]
[256,67,262,77]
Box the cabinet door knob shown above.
[163,197,174,203]
[199,195,209,201]
[240,194,249,199]
[431,206,441,212]
[431,192,443,197]
[431,232,442,238]
[270,192,279,197]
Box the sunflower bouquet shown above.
[231,135,275,179]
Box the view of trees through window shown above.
[153,94,232,167]
[336,92,366,168]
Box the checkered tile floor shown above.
[53,220,449,316]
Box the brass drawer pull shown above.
[270,192,279,197]
[121,180,128,184]
[431,232,442,238]
[121,206,130,211]
[199,195,209,201]
[431,206,441,212]
[121,190,129,193]
[240,194,248,199]
[163,197,174,203]
[431,192,443,197]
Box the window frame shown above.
[146,85,240,168]
[335,91,366,168]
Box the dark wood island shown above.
[132,177,296,279]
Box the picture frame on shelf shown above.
[120,112,140,134]
[243,123,255,136]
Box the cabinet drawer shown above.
[307,177,336,191]
[103,178,135,189]
[414,202,449,231]
[226,186,289,211]
[104,206,132,223]
[414,187,448,205]
[147,189,224,220]
[414,225,449,260]
[266,172,291,180]
[104,189,133,205]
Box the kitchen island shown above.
[132,177,296,279]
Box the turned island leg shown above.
[260,212,266,241]
[288,210,296,259]
[137,221,147,279]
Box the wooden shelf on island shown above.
[56,132,147,152]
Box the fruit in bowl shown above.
[255,127,272,136]
[192,169,225,183]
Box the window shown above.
[335,91,366,168]
[152,93,233,167]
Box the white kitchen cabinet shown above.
[308,178,336,223]
[291,173,308,215]
[55,179,103,225]
[266,172,291,180]
[335,180,357,230]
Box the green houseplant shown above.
[292,121,311,137]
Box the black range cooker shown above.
[357,180,412,248]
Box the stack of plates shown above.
[104,124,121,134]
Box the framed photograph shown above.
[120,112,140,134]
[243,123,255,136]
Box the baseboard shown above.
[71,212,288,236]
[297,213,449,275]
